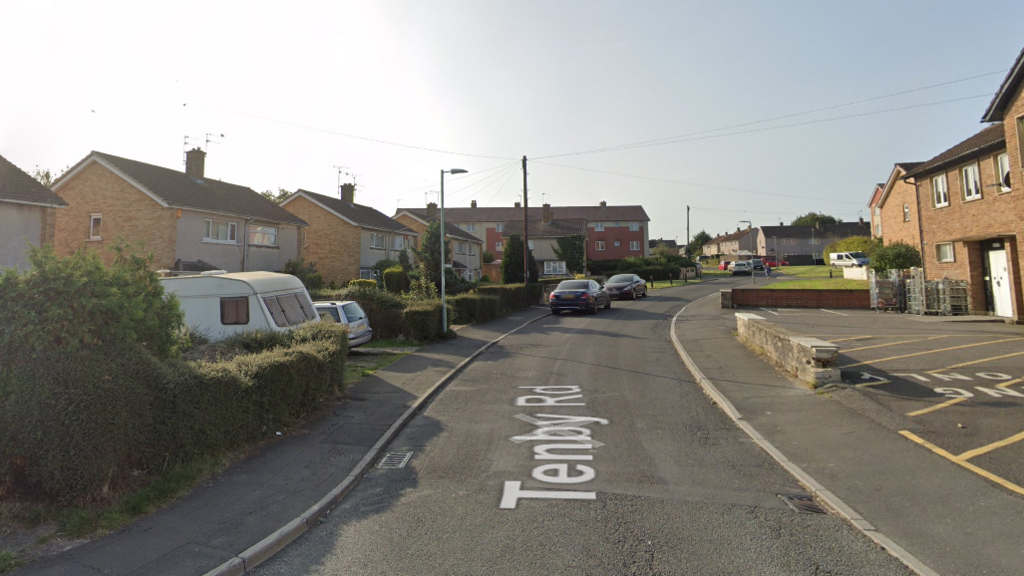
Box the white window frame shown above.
[456,241,466,254]
[544,260,567,275]
[370,232,386,249]
[391,235,404,250]
[88,213,102,241]
[932,174,949,208]
[903,204,910,222]
[527,240,535,250]
[629,221,639,232]
[936,242,955,263]
[203,218,237,244]
[495,241,503,253]
[595,240,606,251]
[594,223,605,232]
[629,240,640,251]
[468,243,477,256]
[359,269,374,279]
[613,240,621,247]
[249,225,278,247]
[466,223,476,232]
[996,153,1011,192]
[962,163,982,201]
[495,222,504,233]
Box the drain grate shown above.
[777,493,828,514]
[377,452,413,469]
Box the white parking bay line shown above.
[821,309,848,316]
[759,307,779,315]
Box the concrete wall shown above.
[0,202,46,270]
[736,312,840,387]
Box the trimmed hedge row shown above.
[0,322,348,503]
[621,265,682,281]
[403,301,453,341]
[476,283,543,312]
[449,294,502,325]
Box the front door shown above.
[987,248,1012,317]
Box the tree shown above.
[260,188,291,204]
[500,234,539,283]
[688,230,712,257]
[31,165,68,187]
[870,242,922,273]
[397,249,412,271]
[822,236,882,263]
[413,221,450,291]
[280,258,323,290]
[552,235,586,274]
[791,212,840,227]
[482,250,495,264]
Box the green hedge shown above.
[403,301,453,341]
[0,322,349,503]
[449,294,502,324]
[382,265,408,294]
[476,283,544,312]
[348,279,378,290]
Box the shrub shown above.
[382,265,409,294]
[0,243,186,368]
[403,301,452,341]
[823,236,882,263]
[349,279,378,291]
[871,242,922,273]
[449,294,501,324]
[280,258,324,290]
[217,329,291,354]
[372,258,400,274]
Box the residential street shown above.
[253,278,913,576]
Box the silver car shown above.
[314,301,373,347]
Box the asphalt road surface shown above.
[255,278,913,576]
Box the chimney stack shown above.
[859,216,864,225]
[185,147,205,179]
[340,183,355,203]
[471,200,477,208]
[427,202,438,219]
[542,203,552,224]
[779,221,784,226]
[599,200,607,207]
[514,201,521,208]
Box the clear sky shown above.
[2,0,1022,244]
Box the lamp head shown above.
[448,168,468,175]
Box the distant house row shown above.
[867,45,1024,321]
[702,221,871,265]
[1,148,650,284]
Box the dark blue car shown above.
[549,280,611,315]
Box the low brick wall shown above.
[728,288,869,309]
[736,313,840,387]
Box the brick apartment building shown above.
[869,162,923,250]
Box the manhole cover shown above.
[377,452,413,469]
[777,493,828,514]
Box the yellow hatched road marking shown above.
[898,430,1024,496]
[926,351,1024,373]
[997,377,1024,389]
[906,397,967,417]
[827,336,875,343]
[959,430,1024,461]
[841,337,1024,368]
[843,335,951,353]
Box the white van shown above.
[829,251,870,268]
[160,271,319,340]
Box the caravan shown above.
[160,271,319,340]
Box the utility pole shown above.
[522,156,530,307]
[686,205,690,257]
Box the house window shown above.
[544,261,567,275]
[495,222,504,233]
[903,204,910,222]
[1018,117,1024,168]
[370,232,386,249]
[595,240,606,251]
[528,240,535,250]
[468,243,477,256]
[466,223,476,232]
[962,163,981,201]
[204,219,237,243]
[456,242,466,254]
[359,269,373,279]
[89,213,102,240]
[996,153,1011,191]
[613,240,621,247]
[595,223,605,232]
[629,222,639,231]
[936,242,955,263]
[249,225,278,246]
[875,222,882,236]
[220,297,249,325]
[495,241,503,253]
[630,240,640,251]
[932,174,949,208]
[391,235,404,250]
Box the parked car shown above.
[763,258,789,267]
[160,271,319,340]
[751,259,765,271]
[604,274,648,300]
[830,251,870,268]
[731,261,752,276]
[718,260,732,271]
[549,280,611,315]
[314,300,373,347]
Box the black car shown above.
[549,280,611,315]
[604,274,648,300]
[751,259,765,271]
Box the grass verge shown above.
[774,265,840,278]
[762,278,868,290]
[361,338,422,349]
[0,552,22,574]
[344,353,408,386]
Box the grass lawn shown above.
[344,353,408,386]
[763,278,868,290]
[773,265,837,278]
[0,552,22,574]
[361,338,421,349]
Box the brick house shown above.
[0,154,67,270]
[719,227,758,257]
[280,185,418,284]
[756,221,871,265]
[870,163,923,249]
[500,206,588,277]
[52,149,307,274]
[393,204,484,280]
[396,200,649,262]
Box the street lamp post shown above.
[739,220,754,285]
[440,168,468,335]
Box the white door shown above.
[987,249,1012,317]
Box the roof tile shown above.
[291,189,415,233]
[0,155,67,207]
[904,125,1005,179]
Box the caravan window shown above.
[220,297,249,325]
[263,292,318,327]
